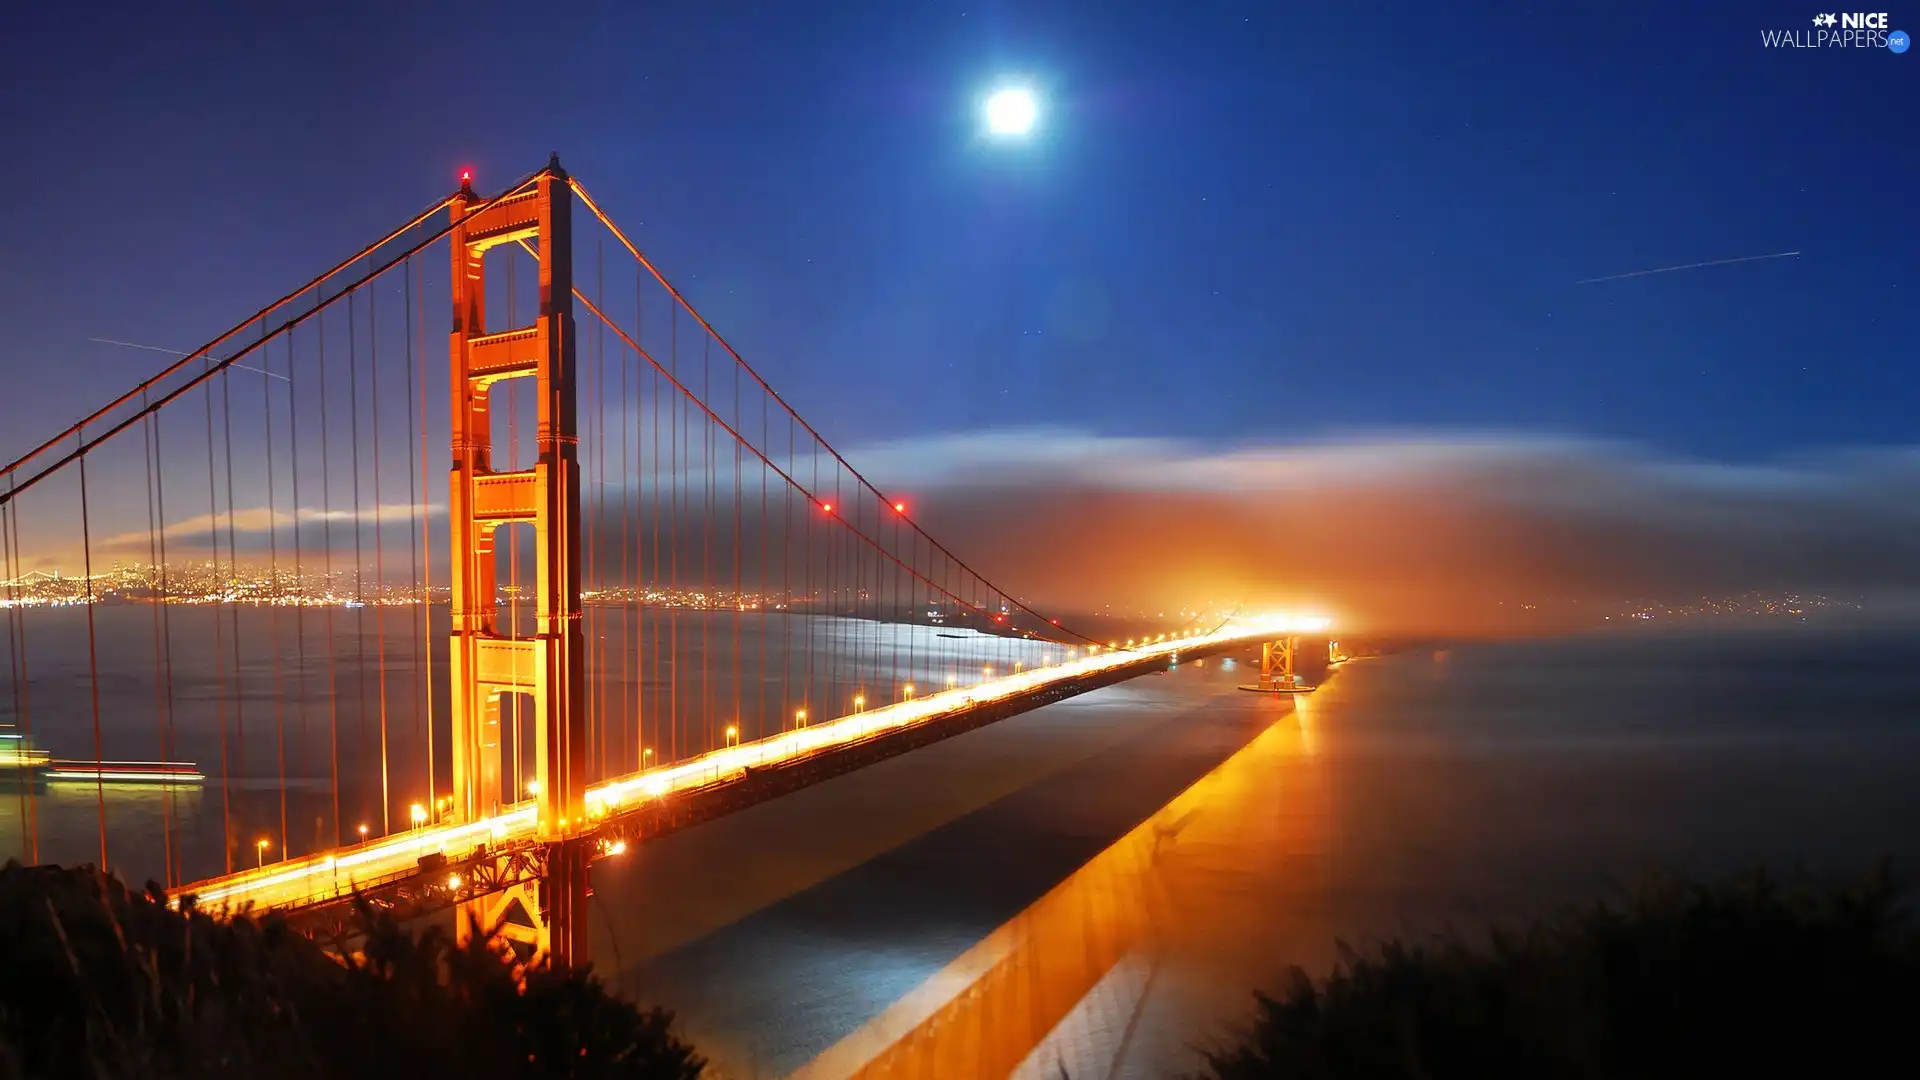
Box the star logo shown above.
[1813,13,1838,27]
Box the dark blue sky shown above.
[0,1,1911,462]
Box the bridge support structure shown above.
[1239,636,1313,694]
[447,158,590,969]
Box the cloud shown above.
[47,425,1920,638]
[94,502,443,553]
[840,428,1920,635]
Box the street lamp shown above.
[725,725,740,747]
[410,803,427,828]
[255,838,269,869]
[853,694,865,713]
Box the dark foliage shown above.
[1196,867,1920,1080]
[0,861,704,1080]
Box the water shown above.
[578,628,1920,1078]
[9,623,1918,1076]
[1,604,1060,886]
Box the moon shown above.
[984,87,1039,138]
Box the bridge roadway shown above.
[174,617,1300,928]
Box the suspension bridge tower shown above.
[1239,635,1313,694]
[446,157,590,967]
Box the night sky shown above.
[1,1,1914,625]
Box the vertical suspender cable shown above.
[701,337,712,748]
[591,238,606,778]
[650,361,661,765]
[732,359,742,738]
[346,293,374,833]
[221,363,247,844]
[583,259,597,776]
[204,372,233,873]
[806,441,816,725]
[370,278,392,834]
[412,254,434,814]
[77,448,107,870]
[140,394,175,885]
[619,254,633,771]
[404,254,427,808]
[3,480,36,864]
[669,304,679,759]
[759,391,769,740]
[318,300,342,846]
[783,417,792,720]
[264,333,287,857]
[153,403,178,880]
[288,325,312,854]
[641,263,656,764]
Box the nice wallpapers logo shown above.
[1762,12,1908,49]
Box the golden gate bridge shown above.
[0,156,1319,969]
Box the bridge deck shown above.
[173,624,1273,931]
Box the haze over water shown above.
[1,605,1063,885]
[8,617,1919,1077]
[582,629,1920,1078]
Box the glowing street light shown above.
[853,694,865,712]
[903,683,915,699]
[725,725,740,746]
[795,709,808,728]
[410,803,427,828]
[893,501,907,514]
[255,838,269,869]
[526,779,540,797]
[357,823,369,841]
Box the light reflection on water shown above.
[594,630,1920,1079]
[1,604,1057,887]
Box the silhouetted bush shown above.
[1197,867,1920,1080]
[0,861,703,1080]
